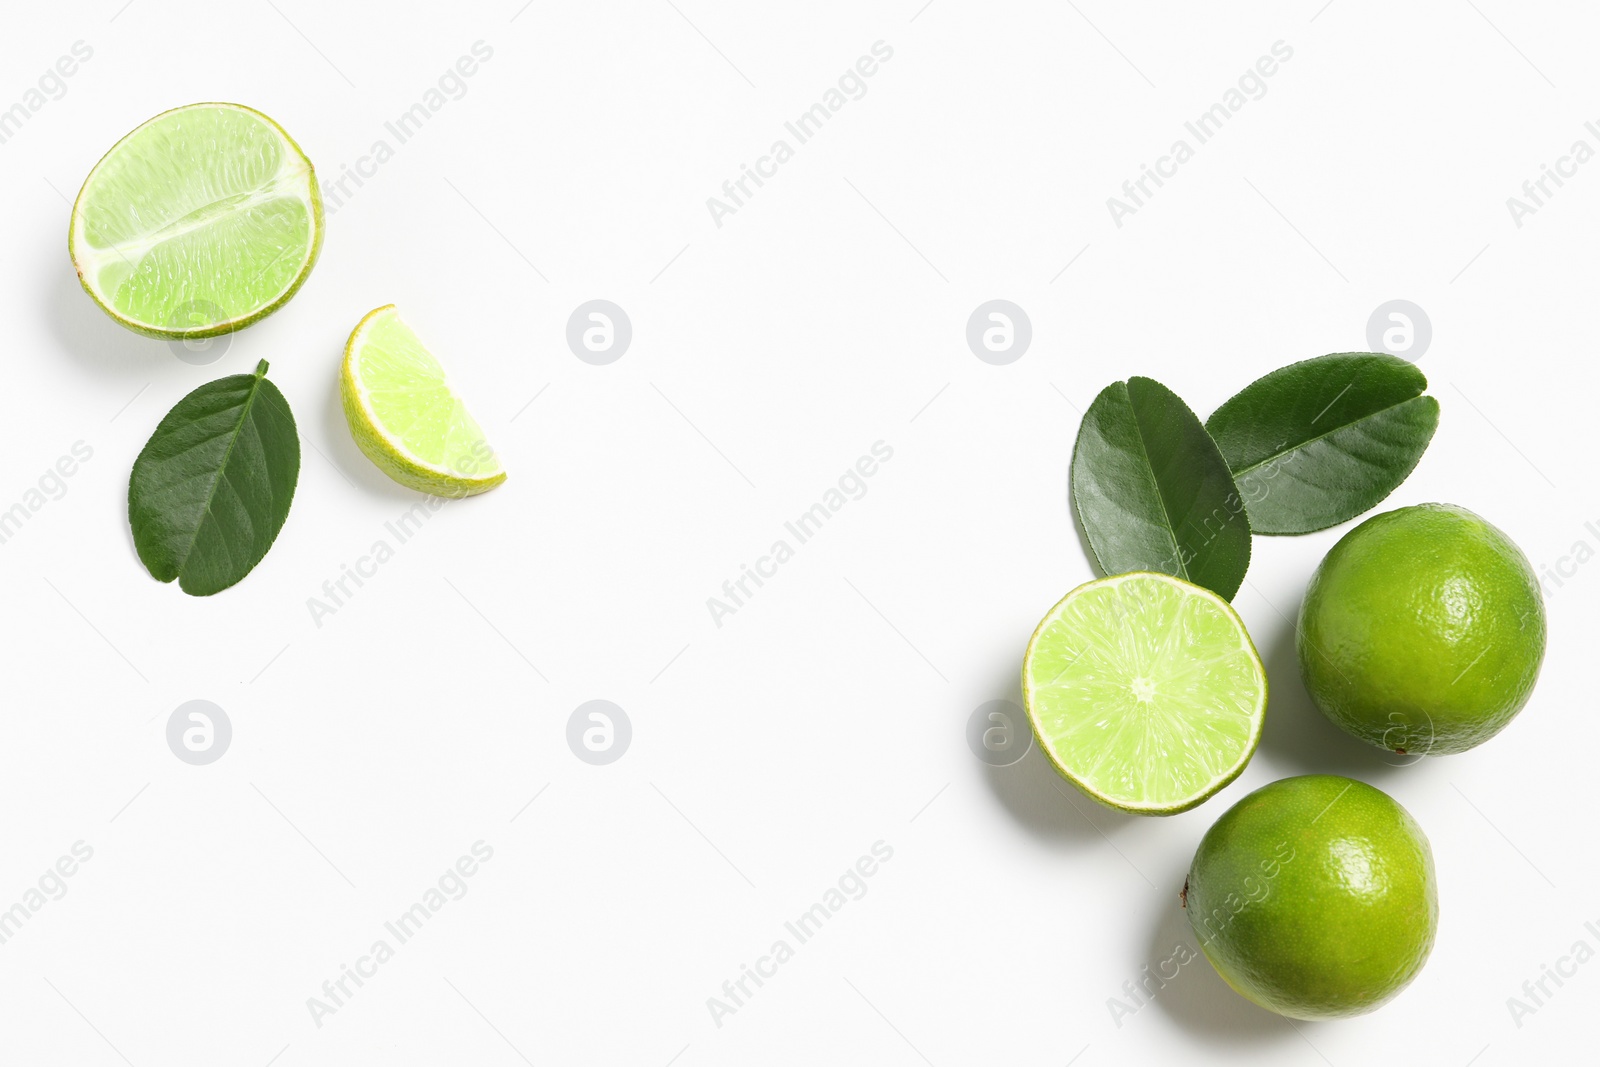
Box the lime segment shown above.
[69,102,322,337]
[340,305,506,497]
[1022,571,1267,815]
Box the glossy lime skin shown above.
[1185,775,1437,1019]
[1298,504,1545,755]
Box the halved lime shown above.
[1022,571,1267,815]
[340,305,506,497]
[69,102,323,338]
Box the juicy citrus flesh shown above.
[1185,774,1438,1020]
[69,102,322,337]
[1298,503,1546,755]
[1021,572,1267,815]
[340,305,505,497]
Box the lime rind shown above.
[1184,775,1438,1019]
[1022,571,1267,815]
[339,305,506,498]
[68,102,323,339]
[1297,503,1545,755]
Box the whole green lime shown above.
[1184,775,1437,1019]
[1297,503,1545,755]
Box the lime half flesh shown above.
[1022,571,1267,815]
[69,102,322,338]
[340,305,506,497]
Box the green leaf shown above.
[1071,377,1251,600]
[129,359,300,596]
[1205,353,1440,535]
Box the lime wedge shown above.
[69,102,323,338]
[340,305,506,497]
[1022,571,1267,815]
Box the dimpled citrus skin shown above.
[1297,503,1545,755]
[1185,775,1437,1019]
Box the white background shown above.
[1,1,1596,1064]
